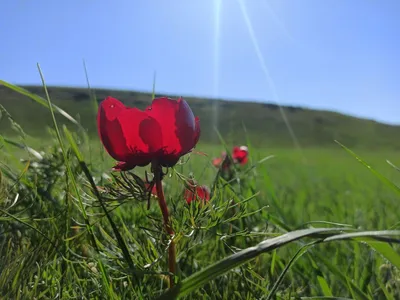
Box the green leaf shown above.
[366,241,400,270]
[316,274,334,297]
[322,230,400,243]
[158,228,345,299]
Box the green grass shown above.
[0,81,400,299]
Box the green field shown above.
[0,83,400,299]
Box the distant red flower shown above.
[212,146,249,170]
[97,96,200,171]
[232,146,249,165]
[212,151,232,170]
[184,180,210,204]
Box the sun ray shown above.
[212,0,222,141]
[237,0,305,161]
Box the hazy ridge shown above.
[1,85,399,149]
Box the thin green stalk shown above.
[37,63,99,252]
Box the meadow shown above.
[0,82,400,299]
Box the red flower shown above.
[212,156,224,168]
[184,180,210,204]
[212,146,249,170]
[97,96,200,171]
[211,151,231,170]
[232,146,249,165]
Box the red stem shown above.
[154,165,176,288]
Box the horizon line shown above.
[4,82,400,127]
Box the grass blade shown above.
[151,71,157,100]
[2,137,43,160]
[266,241,319,300]
[83,59,98,113]
[366,241,400,269]
[311,252,369,300]
[322,230,400,243]
[63,125,140,281]
[36,64,99,252]
[158,228,345,299]
[335,140,400,195]
[0,79,80,126]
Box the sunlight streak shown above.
[259,1,296,44]
[259,1,315,54]
[212,0,222,140]
[237,0,305,160]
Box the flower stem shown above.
[154,166,176,288]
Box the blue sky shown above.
[1,0,399,124]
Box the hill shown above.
[1,84,399,149]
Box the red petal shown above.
[213,152,232,170]
[232,146,240,157]
[184,179,196,204]
[184,189,195,204]
[212,157,223,167]
[97,97,132,161]
[196,186,210,202]
[239,156,249,165]
[176,99,199,154]
[97,97,162,169]
[145,97,199,166]
[232,145,249,165]
[184,180,210,204]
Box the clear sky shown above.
[1,0,399,124]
